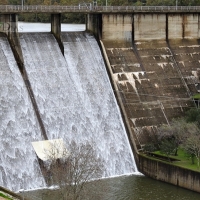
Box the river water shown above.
[22,175,200,200]
[17,22,200,199]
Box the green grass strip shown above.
[152,148,200,171]
[192,94,200,99]
[0,192,13,200]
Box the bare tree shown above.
[41,140,105,200]
[180,123,200,168]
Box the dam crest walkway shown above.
[0,5,200,14]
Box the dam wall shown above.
[101,14,133,42]
[100,12,200,192]
[134,13,200,40]
[19,31,136,177]
[0,11,200,192]
[100,12,200,149]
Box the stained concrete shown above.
[100,13,200,151]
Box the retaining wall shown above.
[138,154,200,193]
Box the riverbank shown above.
[0,187,27,200]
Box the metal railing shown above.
[0,5,200,13]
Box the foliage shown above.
[182,127,200,169]
[7,0,200,6]
[0,0,9,4]
[143,143,157,153]
[152,148,200,171]
[42,140,104,200]
[185,108,200,127]
[0,192,13,200]
[156,118,190,156]
[160,138,177,160]
[154,108,200,168]
[146,0,175,6]
[6,0,200,22]
[146,0,200,6]
[192,94,200,99]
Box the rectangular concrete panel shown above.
[102,14,132,42]
[32,139,69,161]
[134,14,166,40]
[168,14,183,39]
[168,14,199,39]
[184,14,199,38]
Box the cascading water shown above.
[19,32,137,178]
[0,36,45,191]
[62,32,138,175]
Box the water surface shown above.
[22,175,200,200]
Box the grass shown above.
[0,192,13,200]
[192,94,200,99]
[152,148,200,171]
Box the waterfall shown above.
[0,31,137,191]
[0,37,45,191]
[62,32,137,176]
[20,32,137,176]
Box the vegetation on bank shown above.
[4,0,200,6]
[0,192,13,200]
[193,94,200,99]
[143,108,200,171]
[1,0,200,23]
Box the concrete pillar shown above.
[0,14,24,69]
[0,14,18,37]
[51,14,61,40]
[86,14,102,39]
[51,14,64,54]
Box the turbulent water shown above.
[0,37,45,191]
[20,32,137,177]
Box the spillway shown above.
[0,36,45,191]
[19,32,137,178]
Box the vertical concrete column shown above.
[0,14,24,69]
[51,14,64,54]
[0,14,18,36]
[86,14,102,39]
[51,14,61,39]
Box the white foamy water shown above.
[19,31,137,178]
[0,37,45,191]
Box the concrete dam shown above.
[98,13,200,152]
[0,29,136,191]
[0,8,200,191]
